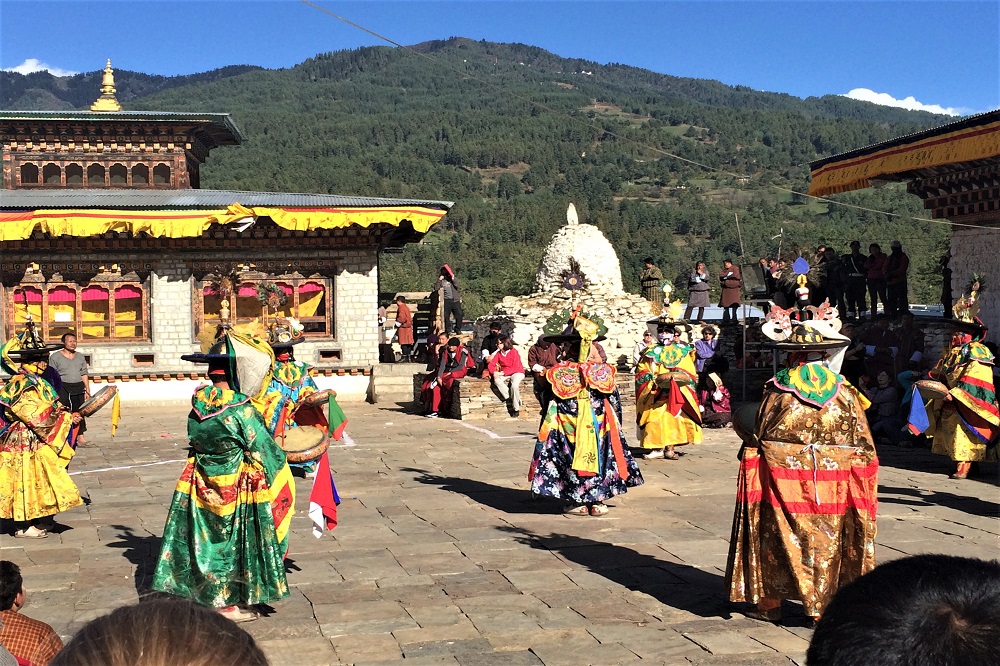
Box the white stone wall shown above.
[950,228,1000,343]
[332,249,379,367]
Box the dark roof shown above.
[0,110,244,147]
[0,189,454,211]
[810,108,1000,170]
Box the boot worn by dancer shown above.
[951,461,972,479]
[743,597,782,622]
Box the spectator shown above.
[862,314,899,381]
[632,331,654,370]
[528,334,560,418]
[433,265,463,336]
[838,322,866,387]
[425,331,448,371]
[393,295,414,362]
[50,599,267,666]
[478,321,503,376]
[47,333,90,446]
[694,325,719,385]
[842,240,868,320]
[861,371,902,445]
[377,303,388,343]
[699,373,732,428]
[940,254,953,318]
[821,247,847,319]
[807,554,1000,666]
[0,561,62,666]
[866,243,889,317]
[684,261,711,321]
[488,334,526,417]
[639,257,662,304]
[894,312,925,376]
[719,259,742,325]
[420,337,474,418]
[885,240,910,318]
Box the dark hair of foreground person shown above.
[51,599,268,666]
[807,554,1000,666]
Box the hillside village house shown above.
[0,61,452,401]
[809,109,1000,336]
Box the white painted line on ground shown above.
[459,421,532,440]
[70,459,188,475]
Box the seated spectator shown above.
[425,331,448,371]
[807,554,1000,666]
[420,337,474,418]
[860,371,903,445]
[51,599,267,666]
[0,561,62,666]
[698,373,732,428]
[488,334,526,417]
[478,321,503,376]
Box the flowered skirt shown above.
[529,390,643,504]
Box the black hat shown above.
[448,337,461,346]
[773,324,850,350]
[181,338,231,364]
[6,343,64,362]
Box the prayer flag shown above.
[327,395,348,440]
[308,451,339,538]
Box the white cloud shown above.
[2,58,78,77]
[841,88,973,117]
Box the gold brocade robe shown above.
[725,364,878,618]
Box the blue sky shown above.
[1,1,997,115]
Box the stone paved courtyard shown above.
[2,401,998,666]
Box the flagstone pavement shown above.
[2,401,998,666]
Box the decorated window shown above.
[87,163,106,186]
[152,163,171,185]
[132,164,149,185]
[43,163,61,184]
[195,275,333,339]
[66,163,83,185]
[5,278,150,342]
[20,163,39,184]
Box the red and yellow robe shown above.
[0,372,81,521]
[927,341,1000,462]
[635,343,702,448]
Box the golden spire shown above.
[90,59,122,112]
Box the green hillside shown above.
[2,38,951,316]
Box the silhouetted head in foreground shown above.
[807,554,1000,666]
[52,599,268,666]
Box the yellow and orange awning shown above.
[0,203,448,241]
[809,115,1000,197]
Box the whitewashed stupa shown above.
[474,204,657,366]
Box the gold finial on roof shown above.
[90,59,122,112]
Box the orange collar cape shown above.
[0,203,448,241]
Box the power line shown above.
[299,0,1000,234]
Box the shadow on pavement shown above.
[502,526,732,620]
[875,442,1000,488]
[879,485,1000,518]
[402,468,562,514]
[402,468,732,619]
[106,524,167,598]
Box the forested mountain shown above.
[2,38,953,316]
